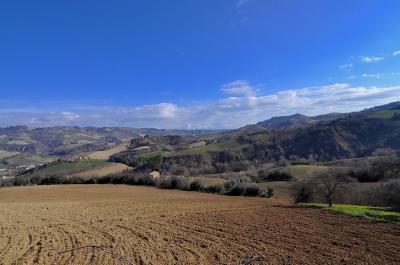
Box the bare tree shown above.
[312,169,353,207]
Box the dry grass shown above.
[88,143,129,160]
[0,185,399,264]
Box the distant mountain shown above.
[0,126,222,166]
[112,102,400,175]
[256,113,347,130]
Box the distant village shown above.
[0,156,90,182]
[0,164,43,181]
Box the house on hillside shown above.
[149,171,160,180]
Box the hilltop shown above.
[111,101,400,175]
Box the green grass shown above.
[368,110,399,119]
[5,155,53,166]
[139,151,163,159]
[0,150,19,159]
[23,159,110,178]
[248,132,271,143]
[304,203,400,223]
[270,165,331,181]
[178,137,246,155]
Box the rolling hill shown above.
[0,126,221,166]
[111,102,400,175]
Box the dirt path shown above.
[0,185,398,265]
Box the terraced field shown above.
[0,185,399,265]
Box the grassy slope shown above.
[305,203,400,223]
[24,160,110,178]
[88,143,129,160]
[0,150,19,159]
[71,162,130,178]
[368,110,399,119]
[5,155,53,166]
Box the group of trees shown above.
[291,165,400,208]
[291,169,354,207]
[6,168,274,198]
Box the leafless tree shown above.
[312,169,354,207]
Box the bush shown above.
[226,183,246,196]
[291,181,313,204]
[379,178,400,208]
[244,184,261,196]
[158,176,189,190]
[258,170,293,181]
[266,187,274,198]
[205,184,224,194]
[189,180,205,191]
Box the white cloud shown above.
[134,103,179,119]
[61,111,80,121]
[221,80,259,96]
[393,51,400,56]
[362,73,382,79]
[339,63,353,71]
[1,82,400,129]
[360,56,384,63]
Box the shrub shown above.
[226,183,245,196]
[205,184,224,194]
[158,176,189,190]
[244,184,261,196]
[189,180,204,191]
[379,178,400,208]
[258,170,293,181]
[291,181,313,204]
[266,187,274,198]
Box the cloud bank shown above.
[1,81,400,129]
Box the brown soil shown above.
[0,185,399,265]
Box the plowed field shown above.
[0,185,399,265]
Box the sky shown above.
[1,0,400,129]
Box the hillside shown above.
[111,102,400,175]
[0,126,221,167]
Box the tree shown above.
[312,169,353,207]
[291,181,313,203]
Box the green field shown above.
[271,165,332,180]
[368,110,399,119]
[0,150,19,159]
[23,159,110,178]
[5,155,53,166]
[179,137,246,155]
[305,203,400,223]
[139,151,163,159]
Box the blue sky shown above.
[1,0,400,128]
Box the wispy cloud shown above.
[393,50,400,56]
[362,73,383,79]
[237,0,251,7]
[1,82,400,129]
[220,80,259,96]
[339,63,353,71]
[360,56,384,63]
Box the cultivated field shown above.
[88,143,129,160]
[0,185,399,265]
[70,163,130,179]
